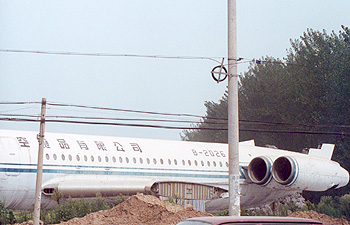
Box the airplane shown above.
[0,129,348,212]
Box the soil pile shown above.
[58,193,211,225]
[290,210,350,225]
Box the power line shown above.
[0,117,349,136]
[1,102,349,130]
[0,49,223,64]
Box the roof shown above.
[181,216,323,224]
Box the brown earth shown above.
[58,193,211,225]
[290,210,350,225]
[17,195,350,225]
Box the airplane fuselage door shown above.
[0,137,21,176]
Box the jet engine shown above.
[271,155,349,191]
[247,155,349,191]
[247,156,273,186]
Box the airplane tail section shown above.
[308,143,335,160]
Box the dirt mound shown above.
[58,194,211,225]
[290,210,350,225]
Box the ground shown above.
[17,194,350,225]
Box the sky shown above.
[0,0,349,140]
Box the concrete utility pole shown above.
[33,98,47,225]
[227,0,240,216]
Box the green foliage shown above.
[275,202,298,217]
[301,200,316,211]
[14,210,32,224]
[52,190,64,204]
[40,194,113,224]
[181,25,350,199]
[317,196,340,218]
[115,193,125,205]
[0,201,9,225]
[213,209,229,216]
[165,194,181,205]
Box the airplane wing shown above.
[42,175,227,200]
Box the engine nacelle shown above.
[247,156,273,186]
[272,155,349,191]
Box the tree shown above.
[181,26,350,198]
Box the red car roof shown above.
[179,216,323,224]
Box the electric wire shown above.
[0,117,349,136]
[1,101,349,135]
[0,49,223,64]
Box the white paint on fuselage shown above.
[0,129,348,210]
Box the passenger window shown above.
[168,159,171,165]
[213,161,217,167]
[91,156,94,162]
[174,159,178,165]
[219,161,223,167]
[139,158,143,164]
[160,159,164,165]
[125,157,129,163]
[69,155,72,161]
[112,156,116,163]
[226,162,229,167]
[188,160,191,166]
[61,154,65,161]
[207,161,210,167]
[53,154,57,160]
[201,161,204,166]
[105,156,109,163]
[119,157,123,163]
[76,155,80,161]
[133,157,137,164]
[84,155,88,162]
[194,160,198,166]
[147,158,150,164]
[46,154,50,160]
[98,156,102,162]
[153,158,157,164]
[182,160,185,166]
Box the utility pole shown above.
[227,0,240,216]
[33,98,47,225]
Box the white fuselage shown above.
[0,129,348,211]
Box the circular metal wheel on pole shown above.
[211,65,228,83]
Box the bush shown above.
[0,201,9,225]
[40,194,113,224]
